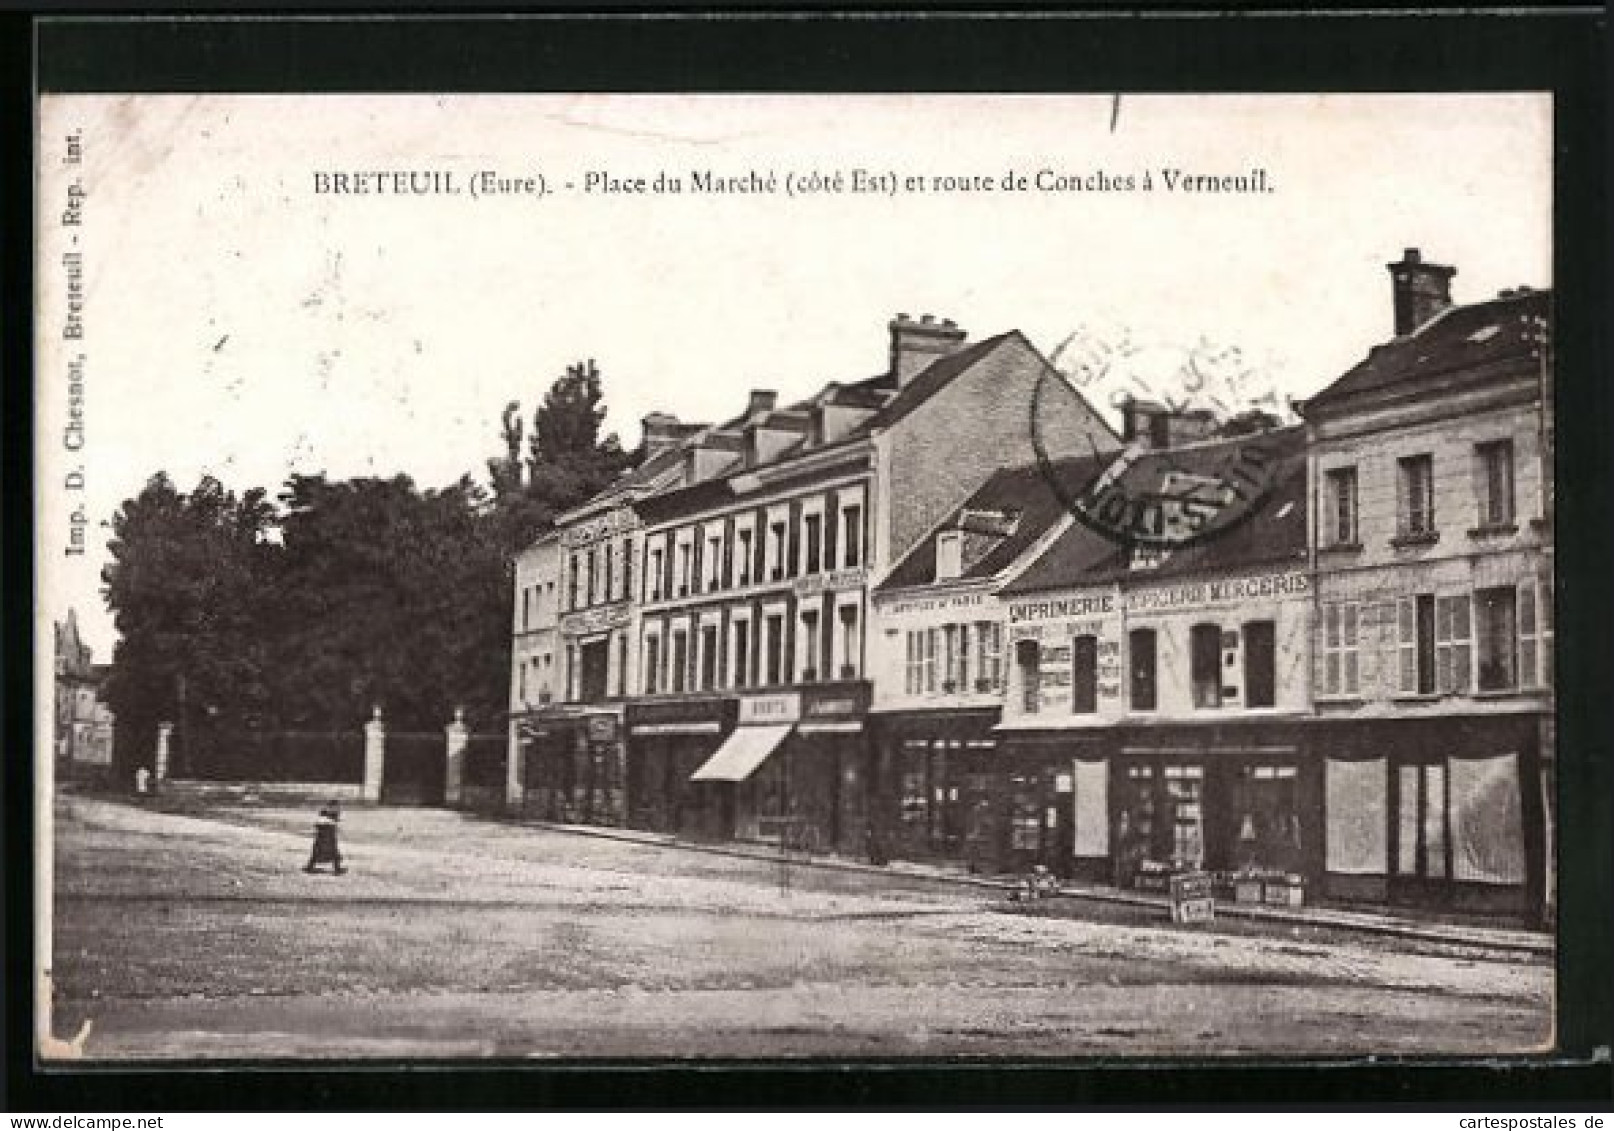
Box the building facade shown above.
[54,609,115,779]
[1300,250,1553,919]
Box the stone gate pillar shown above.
[444,706,469,806]
[362,706,385,803]
[154,721,174,783]
[506,717,525,810]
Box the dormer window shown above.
[935,530,963,580]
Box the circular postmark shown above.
[1030,322,1294,552]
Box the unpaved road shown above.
[45,796,1554,1059]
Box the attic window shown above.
[935,530,964,580]
[1467,324,1502,343]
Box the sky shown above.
[36,93,1552,657]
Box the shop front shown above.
[624,696,736,839]
[515,705,627,825]
[688,683,871,852]
[1317,713,1547,919]
[993,730,1114,881]
[873,708,1002,871]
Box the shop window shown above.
[1116,764,1157,880]
[1008,772,1042,852]
[1398,454,1435,538]
[1190,623,1222,709]
[1244,620,1276,708]
[670,631,688,694]
[1325,758,1388,875]
[1016,638,1042,714]
[1475,586,1518,691]
[1397,595,1438,695]
[842,504,863,567]
[1129,628,1157,711]
[1449,753,1526,885]
[643,634,661,696]
[1476,439,1516,528]
[764,613,785,685]
[1071,634,1098,714]
[1164,764,1204,868]
[1326,466,1359,546]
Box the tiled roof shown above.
[877,452,1110,593]
[1303,289,1550,414]
[847,333,1014,437]
[1001,426,1307,594]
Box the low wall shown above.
[161,779,366,804]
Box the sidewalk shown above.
[514,814,1554,956]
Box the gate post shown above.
[154,721,174,784]
[444,706,469,806]
[362,706,385,803]
[506,717,525,810]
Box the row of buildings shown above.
[506,249,1554,921]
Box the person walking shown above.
[303,799,347,874]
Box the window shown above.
[1398,454,1435,537]
[706,533,724,592]
[768,521,787,581]
[648,546,664,601]
[1326,467,1358,546]
[838,604,859,679]
[732,618,751,690]
[1321,603,1360,697]
[1519,580,1553,688]
[603,544,615,602]
[764,613,785,685]
[800,608,821,682]
[1476,586,1518,691]
[521,587,531,630]
[1436,594,1472,694]
[1016,639,1042,714]
[586,549,598,606]
[1399,595,1435,695]
[905,630,924,695]
[975,620,1003,693]
[670,630,688,693]
[842,504,863,567]
[621,539,632,603]
[699,624,719,691]
[568,553,581,610]
[1476,440,1516,528]
[803,513,823,575]
[1071,634,1098,714]
[616,634,628,697]
[1244,620,1276,708]
[735,527,753,587]
[643,634,661,695]
[1190,623,1222,709]
[942,624,960,692]
[923,627,938,693]
[1129,628,1157,711]
[676,541,692,597]
[519,659,528,704]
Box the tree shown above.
[101,473,277,776]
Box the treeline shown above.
[102,362,632,764]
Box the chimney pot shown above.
[889,312,968,387]
[641,411,683,460]
[1387,247,1456,336]
[746,389,778,418]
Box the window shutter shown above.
[1343,603,1360,695]
[1397,598,1417,694]
[1517,583,1538,688]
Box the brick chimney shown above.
[641,412,684,460]
[1388,248,1456,336]
[889,313,967,387]
[746,390,778,418]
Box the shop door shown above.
[929,741,965,856]
[1391,760,1451,904]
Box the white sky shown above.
[36,93,1552,656]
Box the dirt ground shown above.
[45,795,1554,1060]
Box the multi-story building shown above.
[54,609,115,779]
[622,314,1117,851]
[996,425,1314,888]
[1300,250,1552,918]
[866,453,1109,870]
[508,420,700,824]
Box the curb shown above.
[510,815,1554,956]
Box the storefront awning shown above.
[690,724,793,782]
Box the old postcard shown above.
[36,91,1557,1062]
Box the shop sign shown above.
[560,508,636,548]
[586,715,619,743]
[1009,592,1116,624]
[802,682,870,720]
[1125,571,1309,614]
[1169,871,1216,925]
[740,693,801,725]
[628,698,728,727]
[793,568,866,599]
[560,603,631,637]
[882,590,988,616]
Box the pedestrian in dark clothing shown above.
[303,800,346,874]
